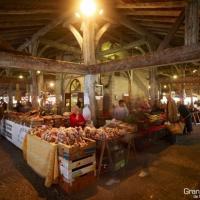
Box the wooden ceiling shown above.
[0,0,191,60]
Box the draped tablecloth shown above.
[23,134,59,187]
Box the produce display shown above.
[29,121,133,144]
[145,113,166,124]
[105,119,138,133]
[4,111,68,127]
[84,126,125,140]
[29,126,88,147]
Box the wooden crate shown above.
[58,138,96,160]
[58,138,96,185]
[58,154,96,181]
[59,171,96,193]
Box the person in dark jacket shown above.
[178,102,192,134]
[0,99,7,112]
[16,100,23,112]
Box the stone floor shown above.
[0,126,200,200]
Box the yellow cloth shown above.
[23,134,59,187]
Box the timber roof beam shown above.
[116,1,187,9]
[0,51,87,74]
[88,44,200,74]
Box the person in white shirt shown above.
[83,104,91,122]
[113,100,129,121]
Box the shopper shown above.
[113,99,129,121]
[69,105,86,127]
[16,100,23,112]
[178,102,193,135]
[0,99,7,112]
[139,98,151,113]
[76,98,83,109]
[24,101,32,112]
[83,104,92,123]
[166,96,179,123]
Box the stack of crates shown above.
[58,138,96,193]
[110,141,126,171]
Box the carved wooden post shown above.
[55,73,62,114]
[184,0,199,105]
[6,70,12,110]
[15,83,21,101]
[190,86,193,107]
[82,18,96,122]
[37,72,44,96]
[30,70,38,109]
[181,68,186,102]
[26,84,30,102]
[68,18,110,122]
[149,66,158,105]
[8,84,13,110]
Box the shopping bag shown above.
[166,122,185,135]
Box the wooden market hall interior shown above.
[0,0,200,200]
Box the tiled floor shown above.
[0,127,200,200]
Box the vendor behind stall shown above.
[113,100,129,121]
[69,105,86,127]
[151,100,165,114]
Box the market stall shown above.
[84,120,138,175]
[25,126,97,192]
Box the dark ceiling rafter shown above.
[17,14,75,51]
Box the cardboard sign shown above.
[2,120,30,149]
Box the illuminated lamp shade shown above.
[75,12,81,18]
[49,82,55,88]
[80,0,97,17]
[99,9,103,15]
[173,75,178,79]
[193,69,197,73]
[19,75,23,79]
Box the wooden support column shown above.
[6,69,12,110]
[148,43,158,105]
[30,70,38,109]
[149,67,158,104]
[82,18,96,122]
[37,72,44,96]
[190,86,193,107]
[8,84,13,110]
[55,73,62,114]
[185,0,199,46]
[26,84,30,102]
[61,74,65,113]
[15,83,21,101]
[184,0,199,104]
[181,68,186,102]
